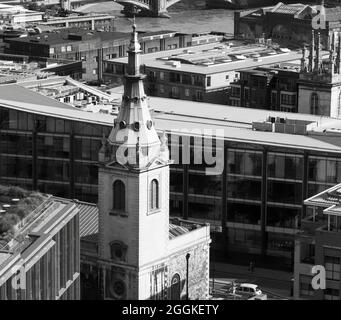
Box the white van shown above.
[235,283,262,296]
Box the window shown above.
[185,88,190,97]
[171,86,179,98]
[150,179,159,210]
[244,88,250,102]
[66,45,72,52]
[281,94,296,106]
[160,72,165,80]
[170,274,181,300]
[325,256,340,280]
[160,84,164,94]
[207,76,211,87]
[93,69,97,75]
[226,75,229,81]
[325,288,339,300]
[299,275,314,298]
[271,92,277,106]
[230,86,241,97]
[311,92,320,115]
[196,90,203,101]
[61,46,66,53]
[113,180,125,211]
[49,47,55,55]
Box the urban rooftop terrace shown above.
[0,185,48,242]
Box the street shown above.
[210,262,293,300]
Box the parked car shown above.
[235,283,262,296]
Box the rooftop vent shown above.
[252,117,311,135]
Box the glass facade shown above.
[2,106,341,261]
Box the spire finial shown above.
[129,16,140,53]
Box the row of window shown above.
[158,85,203,101]
[50,45,73,55]
[112,179,159,212]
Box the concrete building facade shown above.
[228,67,300,112]
[294,183,341,300]
[0,194,81,300]
[298,30,341,118]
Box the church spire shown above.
[106,22,168,170]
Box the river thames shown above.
[77,0,235,34]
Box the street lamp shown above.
[186,253,190,300]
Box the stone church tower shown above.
[298,30,341,118]
[97,23,173,300]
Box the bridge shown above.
[116,0,182,17]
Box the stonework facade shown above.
[298,30,341,118]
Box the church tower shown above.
[97,23,171,300]
[298,30,341,118]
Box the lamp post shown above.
[186,253,190,300]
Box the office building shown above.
[104,39,304,105]
[0,186,80,300]
[228,66,300,112]
[294,183,341,300]
[5,29,192,83]
[38,13,115,32]
[0,4,44,26]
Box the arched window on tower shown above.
[170,274,181,300]
[150,179,159,211]
[113,180,125,211]
[311,92,320,115]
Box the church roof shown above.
[76,200,99,239]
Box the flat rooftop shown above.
[0,83,341,153]
[107,41,309,75]
[0,195,80,280]
[6,28,130,45]
[6,28,182,46]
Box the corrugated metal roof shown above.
[169,224,189,240]
[75,200,99,238]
